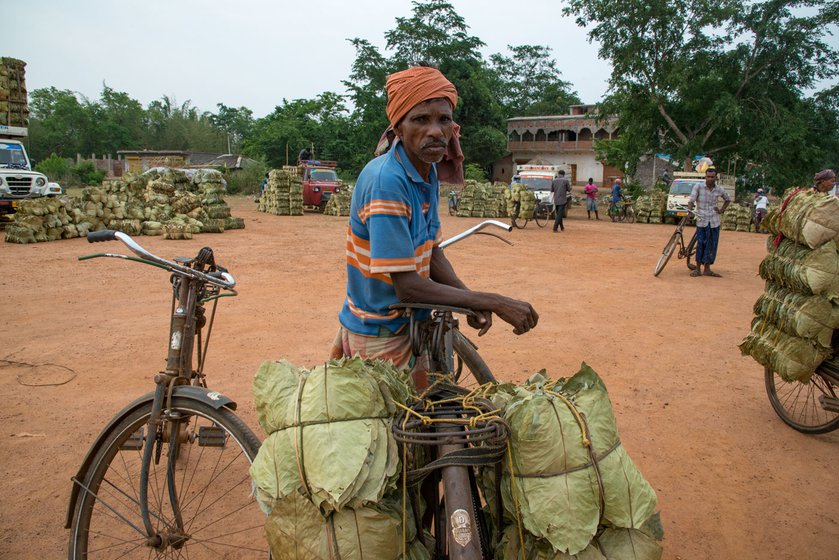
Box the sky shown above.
[5,0,613,118]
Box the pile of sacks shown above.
[323,185,353,216]
[258,168,304,216]
[249,358,432,560]
[740,188,839,381]
[0,57,28,127]
[505,183,537,218]
[479,365,662,559]
[722,204,755,232]
[453,181,509,218]
[633,191,667,224]
[4,168,244,244]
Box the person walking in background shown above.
[753,188,768,232]
[687,167,731,277]
[584,177,599,220]
[550,169,572,232]
[609,178,623,221]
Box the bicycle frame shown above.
[73,231,238,546]
[390,220,512,560]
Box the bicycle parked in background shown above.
[654,206,698,276]
[510,200,550,229]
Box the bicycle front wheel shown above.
[625,207,636,224]
[452,328,496,388]
[68,398,267,559]
[654,232,681,277]
[534,207,548,228]
[765,368,839,434]
[685,230,698,271]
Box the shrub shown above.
[464,163,487,182]
[223,160,267,195]
[71,161,107,186]
[35,153,72,181]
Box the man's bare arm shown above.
[391,248,538,335]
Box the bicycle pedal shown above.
[819,395,839,413]
[198,426,227,447]
[121,428,144,451]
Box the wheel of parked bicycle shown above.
[625,206,636,224]
[68,399,268,559]
[534,206,548,228]
[654,231,681,277]
[685,231,698,271]
[448,201,456,216]
[510,213,528,229]
[765,368,839,434]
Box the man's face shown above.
[705,170,717,187]
[394,98,454,175]
[816,177,835,193]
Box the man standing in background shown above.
[550,169,572,232]
[688,168,731,277]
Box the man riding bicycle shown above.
[330,65,538,388]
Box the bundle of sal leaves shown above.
[480,364,662,560]
[505,183,537,218]
[4,167,243,243]
[249,357,432,560]
[740,189,839,382]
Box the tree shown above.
[565,0,839,185]
[28,87,97,160]
[489,45,581,117]
[210,104,254,153]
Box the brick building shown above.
[493,104,623,186]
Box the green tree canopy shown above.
[566,0,839,186]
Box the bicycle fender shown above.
[65,387,237,528]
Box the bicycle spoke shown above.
[189,490,262,536]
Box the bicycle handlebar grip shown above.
[87,230,118,243]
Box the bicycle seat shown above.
[389,302,476,317]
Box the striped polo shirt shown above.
[338,139,442,336]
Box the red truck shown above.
[299,160,342,211]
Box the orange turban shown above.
[385,67,458,127]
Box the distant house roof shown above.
[186,152,221,165]
[206,154,258,169]
[117,150,188,157]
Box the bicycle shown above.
[510,200,550,229]
[608,196,635,223]
[653,206,699,277]
[65,231,268,558]
[765,356,839,434]
[390,220,514,559]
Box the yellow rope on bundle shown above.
[545,389,591,448]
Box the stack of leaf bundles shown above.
[480,364,662,559]
[740,189,839,382]
[258,169,304,216]
[323,184,353,216]
[249,357,431,560]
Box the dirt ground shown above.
[1,196,837,559]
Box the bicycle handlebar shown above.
[82,230,237,290]
[439,220,512,249]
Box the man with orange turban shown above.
[332,65,538,386]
